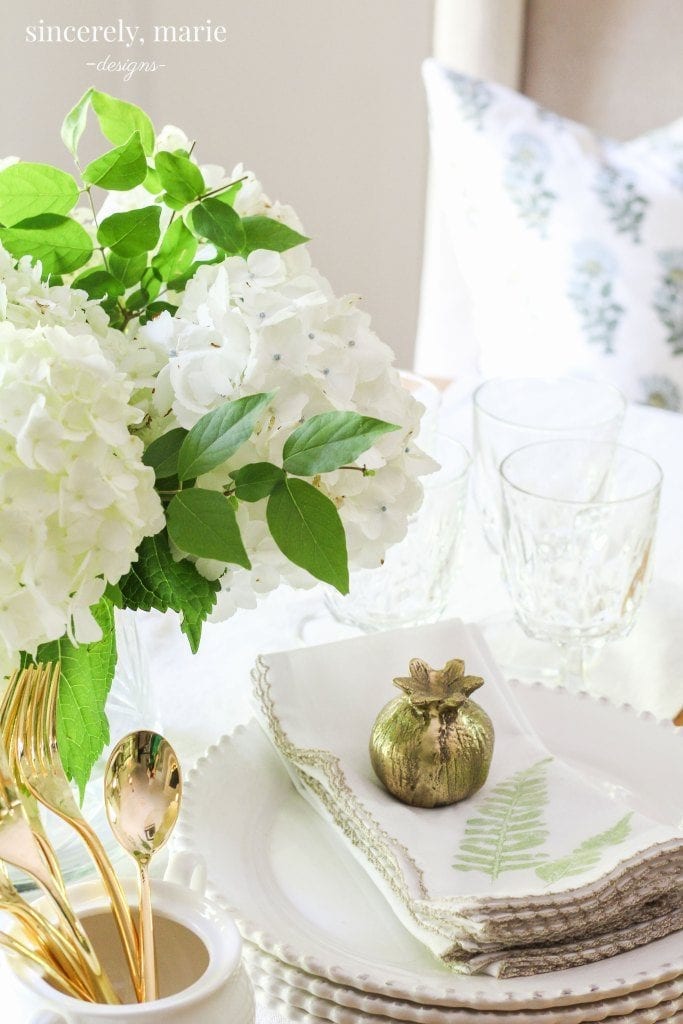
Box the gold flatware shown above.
[14,664,137,1000]
[0,745,118,1004]
[0,867,96,1002]
[104,731,182,1003]
[0,668,66,895]
[0,928,93,1000]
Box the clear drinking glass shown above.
[499,439,662,684]
[474,377,626,550]
[327,434,470,630]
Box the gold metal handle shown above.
[137,858,157,1002]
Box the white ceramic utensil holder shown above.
[8,853,254,1024]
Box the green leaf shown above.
[103,582,123,608]
[230,462,286,502]
[155,151,205,206]
[241,215,309,255]
[167,255,222,291]
[215,180,243,207]
[98,206,161,258]
[61,89,93,158]
[108,252,148,288]
[177,392,274,481]
[283,412,399,476]
[118,532,219,654]
[143,166,162,195]
[91,90,155,156]
[160,193,187,212]
[0,214,93,276]
[141,265,161,291]
[72,268,125,301]
[27,597,117,801]
[267,478,349,593]
[152,219,197,281]
[125,287,153,311]
[167,489,250,567]
[191,197,245,253]
[536,814,633,885]
[140,301,178,324]
[453,759,553,881]
[143,427,188,480]
[0,163,80,226]
[82,132,147,191]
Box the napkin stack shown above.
[252,620,683,977]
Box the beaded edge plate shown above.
[254,985,683,1024]
[177,680,683,1012]
[244,945,683,1023]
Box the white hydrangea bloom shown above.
[132,165,433,616]
[0,320,164,675]
[0,121,432,639]
[0,243,164,411]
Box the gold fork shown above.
[0,928,93,1000]
[0,742,118,1004]
[0,669,66,895]
[0,862,98,1002]
[16,664,141,1000]
[0,866,95,1001]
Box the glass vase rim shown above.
[499,439,663,507]
[473,376,627,430]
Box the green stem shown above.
[340,465,375,476]
[77,162,128,327]
[200,174,248,202]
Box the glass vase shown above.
[11,608,155,892]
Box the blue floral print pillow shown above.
[423,59,683,410]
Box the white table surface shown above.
[3,395,683,1021]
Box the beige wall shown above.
[2,0,434,366]
[523,0,683,138]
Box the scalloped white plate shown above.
[244,945,683,1023]
[255,985,683,1024]
[178,680,683,1012]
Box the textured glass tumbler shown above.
[328,435,470,631]
[500,440,662,683]
[473,377,626,550]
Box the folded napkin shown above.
[252,619,683,976]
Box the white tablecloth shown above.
[3,397,682,1021]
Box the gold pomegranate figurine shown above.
[370,657,495,808]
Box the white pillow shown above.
[419,59,683,411]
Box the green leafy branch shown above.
[0,88,309,330]
[140,398,399,598]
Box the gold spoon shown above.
[104,732,182,1003]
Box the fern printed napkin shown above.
[253,620,683,976]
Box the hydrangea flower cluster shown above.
[0,306,163,674]
[129,162,427,617]
[0,89,431,787]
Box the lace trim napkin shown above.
[252,620,683,976]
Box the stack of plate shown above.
[177,681,683,1023]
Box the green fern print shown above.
[536,813,633,885]
[453,758,552,881]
